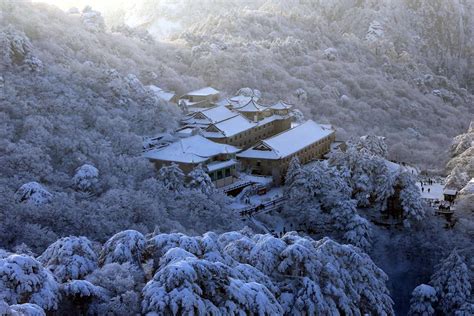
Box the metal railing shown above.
[238,196,286,217]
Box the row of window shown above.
[209,167,233,181]
[281,136,333,164]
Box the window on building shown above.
[217,170,223,179]
[256,161,261,167]
[225,168,231,177]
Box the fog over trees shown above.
[0,1,473,315]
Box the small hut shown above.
[443,188,458,203]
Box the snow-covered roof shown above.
[143,135,240,164]
[147,85,176,102]
[214,98,232,107]
[175,127,198,138]
[184,87,219,97]
[206,159,237,172]
[236,98,269,113]
[205,115,256,138]
[269,100,292,110]
[443,188,458,196]
[257,114,290,126]
[229,95,253,108]
[183,105,236,125]
[237,120,334,160]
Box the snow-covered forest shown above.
[1,1,473,315]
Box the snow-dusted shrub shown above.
[15,182,52,205]
[366,20,384,43]
[81,6,105,33]
[236,87,261,99]
[0,255,60,310]
[0,25,41,70]
[323,47,338,61]
[407,284,436,316]
[38,236,97,282]
[355,135,389,158]
[72,164,99,192]
[99,230,146,266]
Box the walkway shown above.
[238,196,286,217]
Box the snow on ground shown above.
[229,187,283,211]
[416,182,444,200]
[238,174,273,186]
[248,187,283,205]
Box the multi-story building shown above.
[143,135,240,188]
[237,120,336,184]
[146,89,337,188]
[179,87,220,109]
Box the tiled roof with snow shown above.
[143,135,240,164]
[206,159,237,172]
[215,98,232,107]
[205,115,256,138]
[269,100,292,110]
[147,85,176,102]
[228,95,253,108]
[236,98,269,113]
[443,188,458,195]
[193,105,237,124]
[184,87,220,96]
[237,120,334,160]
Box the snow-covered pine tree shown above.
[99,230,146,267]
[72,164,99,192]
[6,302,46,316]
[141,256,282,315]
[397,172,427,226]
[455,302,474,316]
[38,236,98,282]
[0,254,60,310]
[187,164,215,195]
[157,163,185,192]
[285,156,303,187]
[140,230,394,315]
[407,284,437,316]
[14,182,52,205]
[86,262,144,315]
[60,280,106,315]
[355,135,389,158]
[430,250,471,314]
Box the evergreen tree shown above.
[285,156,303,186]
[407,284,436,316]
[0,255,60,310]
[187,164,215,195]
[430,250,471,314]
[73,164,99,192]
[157,163,185,192]
[38,236,98,282]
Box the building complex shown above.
[143,87,336,188]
